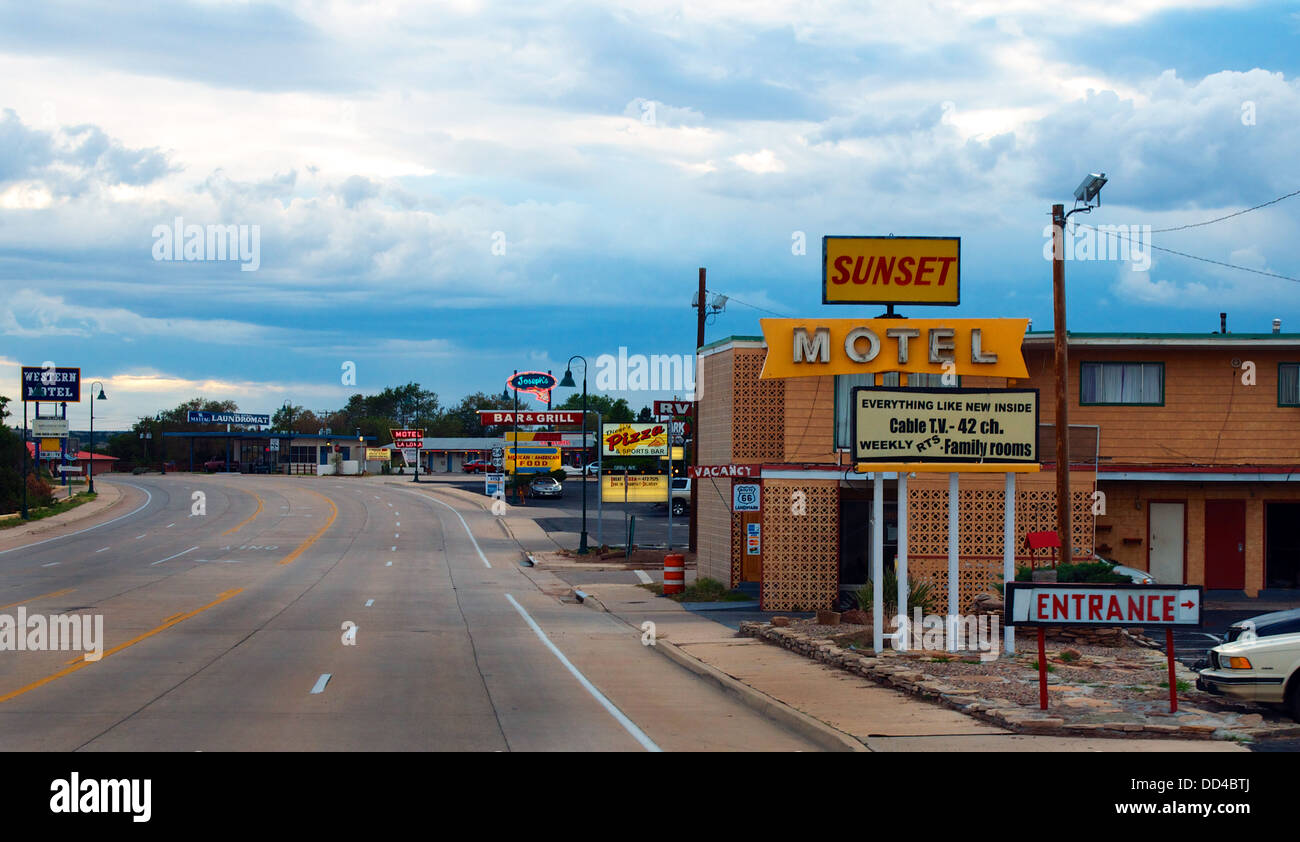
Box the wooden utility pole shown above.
[1051,204,1072,559]
[689,267,705,552]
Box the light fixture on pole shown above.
[559,357,590,555]
[1052,172,1107,560]
[89,382,106,493]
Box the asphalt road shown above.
[0,475,817,751]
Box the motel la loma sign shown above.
[759,318,1030,380]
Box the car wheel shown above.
[672,501,686,516]
[1287,673,1300,721]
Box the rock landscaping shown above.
[739,617,1300,743]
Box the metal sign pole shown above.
[897,472,908,641]
[872,472,884,652]
[1004,471,1017,654]
[596,413,603,548]
[947,471,959,653]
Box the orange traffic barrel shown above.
[663,554,685,595]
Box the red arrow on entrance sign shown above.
[1181,600,1196,609]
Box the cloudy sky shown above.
[2,0,1299,430]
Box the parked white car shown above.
[1197,609,1300,719]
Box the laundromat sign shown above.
[760,318,1029,380]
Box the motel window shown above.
[834,372,959,450]
[288,445,317,464]
[1280,363,1300,407]
[1079,362,1163,406]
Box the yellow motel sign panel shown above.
[759,317,1029,380]
[823,236,959,305]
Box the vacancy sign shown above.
[1005,583,1203,628]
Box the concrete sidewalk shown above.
[570,581,1246,753]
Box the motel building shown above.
[695,320,1300,611]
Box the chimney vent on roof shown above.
[1220,312,1227,334]
[1273,318,1281,334]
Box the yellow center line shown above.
[0,588,244,704]
[277,488,338,565]
[221,488,265,536]
[161,611,185,624]
[0,587,75,612]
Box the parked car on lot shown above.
[462,459,491,473]
[528,477,563,498]
[203,458,238,472]
[585,462,601,476]
[561,464,585,477]
[669,477,690,516]
[1093,554,1157,585]
[1197,609,1300,718]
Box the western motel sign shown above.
[760,318,1029,380]
[823,236,960,306]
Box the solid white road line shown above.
[135,534,147,539]
[403,490,491,568]
[634,570,653,584]
[0,483,154,555]
[310,674,331,694]
[166,523,175,528]
[150,546,199,566]
[504,593,661,752]
[95,547,109,553]
[41,562,60,567]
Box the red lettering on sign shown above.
[934,256,956,285]
[1129,595,1144,621]
[1036,593,1048,618]
[1072,593,1085,618]
[852,256,872,285]
[1052,594,1068,620]
[831,255,852,284]
[1087,594,1103,620]
[915,256,933,285]
[873,257,895,285]
[893,256,914,285]
[1162,595,1174,622]
[1106,595,1123,621]
[1147,595,1159,620]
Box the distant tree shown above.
[637,405,653,422]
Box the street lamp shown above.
[89,382,106,493]
[559,357,590,554]
[1052,172,1107,561]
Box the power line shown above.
[705,289,793,318]
[1148,188,1300,233]
[1066,221,1300,284]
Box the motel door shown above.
[1204,500,1246,589]
[1148,502,1186,584]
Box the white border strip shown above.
[0,481,154,556]
[151,546,199,566]
[504,593,660,752]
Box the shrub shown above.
[26,472,55,507]
[855,570,937,617]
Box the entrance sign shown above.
[479,410,583,426]
[733,483,761,512]
[759,318,1028,380]
[823,236,960,305]
[601,474,668,503]
[21,366,81,401]
[1005,583,1203,628]
[690,464,760,479]
[601,422,668,457]
[851,387,1039,464]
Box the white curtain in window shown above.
[1281,364,1300,404]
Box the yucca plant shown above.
[855,570,937,616]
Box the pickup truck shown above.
[203,458,238,472]
[669,477,690,516]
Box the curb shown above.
[0,481,125,544]
[649,638,868,753]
